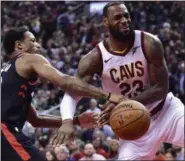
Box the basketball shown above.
[109,100,151,140]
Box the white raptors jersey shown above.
[98,30,162,111]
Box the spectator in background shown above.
[55,145,70,161]
[106,137,113,147]
[66,140,84,161]
[158,22,171,46]
[92,130,110,153]
[79,143,106,160]
[45,150,57,161]
[108,139,119,160]
[92,136,108,159]
[85,98,101,113]
[39,146,45,153]
[81,128,94,143]
[54,146,61,156]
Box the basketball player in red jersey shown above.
[1,26,122,161]
[60,2,184,160]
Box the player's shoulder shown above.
[78,46,103,77]
[23,53,47,60]
[20,53,49,64]
[16,53,49,74]
[79,46,102,66]
[15,53,46,79]
[80,46,100,60]
[139,30,164,62]
[141,30,162,47]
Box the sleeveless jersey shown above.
[1,55,37,129]
[98,30,162,111]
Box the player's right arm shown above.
[30,54,107,99]
[24,53,112,101]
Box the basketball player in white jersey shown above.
[57,2,184,160]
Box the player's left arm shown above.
[27,104,98,128]
[132,32,169,105]
[27,104,63,128]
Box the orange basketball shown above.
[109,100,151,140]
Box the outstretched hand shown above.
[50,112,100,147]
[78,112,99,128]
[98,94,128,126]
[50,120,74,147]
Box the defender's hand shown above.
[98,101,115,126]
[99,95,128,126]
[50,120,74,147]
[78,112,99,128]
[108,94,127,104]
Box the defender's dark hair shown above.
[103,2,125,17]
[3,26,29,55]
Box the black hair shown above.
[103,2,125,17]
[3,26,29,55]
[166,149,177,158]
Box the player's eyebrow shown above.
[30,38,36,41]
[113,12,129,18]
[114,9,129,15]
[114,12,122,17]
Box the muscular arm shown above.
[132,32,169,105]
[76,47,103,97]
[63,47,103,102]
[77,47,102,80]
[26,53,107,100]
[27,104,80,128]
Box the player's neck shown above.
[108,35,134,52]
[10,51,25,60]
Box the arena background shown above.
[1,1,184,160]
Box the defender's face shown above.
[104,4,134,41]
[22,31,41,54]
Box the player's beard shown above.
[108,22,135,42]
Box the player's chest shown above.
[102,56,147,81]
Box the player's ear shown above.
[15,40,24,50]
[103,16,108,28]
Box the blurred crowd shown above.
[1,1,184,161]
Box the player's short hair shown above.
[103,2,125,17]
[3,26,29,56]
